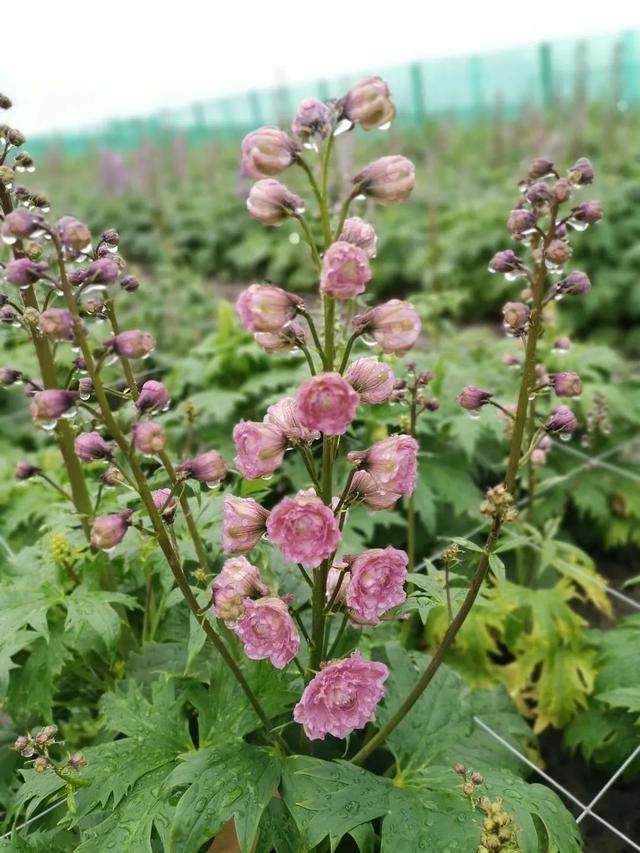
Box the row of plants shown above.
[30,102,640,354]
[1,79,640,851]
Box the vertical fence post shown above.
[468,56,485,119]
[539,42,554,108]
[409,62,426,126]
[248,90,263,129]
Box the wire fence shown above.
[28,29,640,156]
[2,434,640,845]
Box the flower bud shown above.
[0,304,19,324]
[222,495,269,554]
[9,129,26,147]
[29,389,78,422]
[68,268,88,286]
[13,735,29,752]
[74,431,113,461]
[57,216,91,257]
[106,329,156,359]
[570,200,603,226]
[90,510,133,550]
[553,178,572,203]
[100,228,119,247]
[120,274,139,292]
[236,284,302,333]
[39,308,75,341]
[546,405,577,434]
[320,241,371,299]
[546,239,572,266]
[528,158,555,180]
[553,336,571,352]
[556,271,591,296]
[132,421,166,455]
[78,377,93,399]
[246,179,304,225]
[549,372,582,397]
[136,380,170,414]
[502,354,520,368]
[1,209,44,244]
[471,772,484,785]
[502,301,530,332]
[526,181,553,205]
[353,299,421,355]
[506,209,536,237]
[454,763,467,776]
[568,157,594,185]
[68,752,87,769]
[0,367,21,385]
[457,385,493,411]
[339,216,377,258]
[353,155,415,205]
[343,77,396,130]
[177,450,227,484]
[4,257,48,287]
[254,319,306,352]
[345,357,395,404]
[291,98,333,142]
[240,127,300,178]
[84,257,120,285]
[0,94,12,109]
[488,249,523,274]
[152,488,177,523]
[16,461,41,480]
[102,465,124,487]
[33,756,48,773]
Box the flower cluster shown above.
[459,156,601,463]
[215,76,423,739]
[2,78,420,746]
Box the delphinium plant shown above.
[0,82,599,851]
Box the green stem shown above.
[0,184,92,535]
[105,298,138,400]
[297,157,324,213]
[351,521,501,766]
[319,135,335,247]
[300,345,317,376]
[352,224,553,766]
[299,309,324,358]
[51,233,287,753]
[323,298,335,370]
[327,612,349,658]
[38,473,75,504]
[337,330,362,374]
[158,450,210,569]
[333,189,359,243]
[295,215,322,271]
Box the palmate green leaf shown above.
[280,756,389,851]
[100,677,191,751]
[166,741,280,853]
[0,828,72,852]
[74,766,173,853]
[7,623,70,719]
[254,798,301,853]
[479,769,583,853]
[597,686,640,715]
[64,588,138,658]
[189,656,297,747]
[12,768,65,823]
[381,784,478,853]
[0,629,38,697]
[376,643,535,777]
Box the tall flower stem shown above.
[158,450,211,570]
[104,297,139,400]
[0,184,92,535]
[50,234,287,753]
[352,228,552,767]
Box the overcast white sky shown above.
[4,0,640,136]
